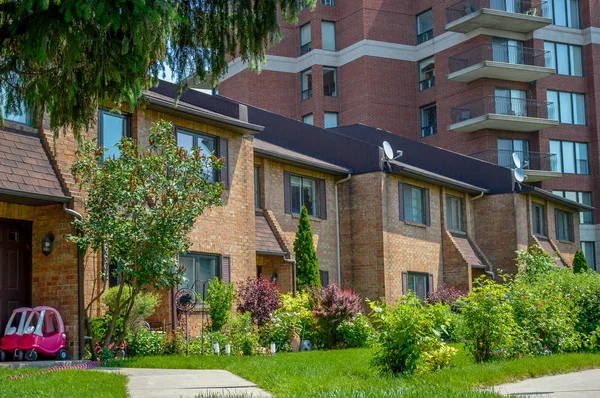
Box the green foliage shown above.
[573,249,589,273]
[262,292,315,352]
[294,206,321,291]
[205,278,235,332]
[223,312,262,356]
[0,0,315,133]
[71,120,223,348]
[459,278,517,363]
[515,245,557,283]
[129,329,167,357]
[336,314,377,349]
[91,314,125,345]
[103,286,160,334]
[370,294,456,374]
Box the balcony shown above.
[448,43,555,83]
[449,96,559,133]
[445,0,552,34]
[469,149,561,182]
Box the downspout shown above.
[471,191,485,201]
[335,174,352,288]
[283,258,297,297]
[468,193,494,279]
[63,204,86,360]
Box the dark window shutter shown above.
[319,179,327,220]
[402,271,408,295]
[428,274,434,295]
[319,270,329,287]
[568,213,575,242]
[399,182,405,221]
[555,209,560,240]
[284,171,291,214]
[219,137,229,189]
[220,255,231,284]
[424,188,431,226]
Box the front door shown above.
[0,220,32,331]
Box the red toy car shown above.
[19,306,68,361]
[0,307,32,361]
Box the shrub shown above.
[237,275,281,326]
[310,283,363,349]
[128,329,166,357]
[573,249,589,273]
[223,312,261,356]
[459,277,518,363]
[425,302,455,342]
[294,205,321,290]
[426,284,467,309]
[336,313,377,348]
[262,292,315,352]
[102,286,161,334]
[370,294,456,374]
[204,278,235,332]
[515,245,557,283]
[91,314,125,344]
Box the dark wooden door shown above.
[0,220,32,331]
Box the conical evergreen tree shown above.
[294,206,322,291]
[573,249,589,273]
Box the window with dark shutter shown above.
[220,255,231,284]
[219,137,229,189]
[399,182,405,220]
[424,188,431,226]
[319,270,329,287]
[284,171,291,213]
[319,179,327,220]
[402,271,408,295]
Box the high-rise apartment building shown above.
[217,0,600,270]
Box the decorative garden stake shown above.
[225,344,231,356]
[175,287,197,356]
[271,342,276,356]
[213,342,220,356]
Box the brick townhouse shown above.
[0,79,590,359]
[216,0,600,273]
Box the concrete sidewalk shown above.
[99,368,272,397]
[494,369,600,397]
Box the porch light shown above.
[42,233,55,256]
[271,272,278,284]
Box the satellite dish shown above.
[383,141,394,161]
[512,152,521,169]
[514,167,527,183]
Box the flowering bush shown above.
[370,294,456,374]
[223,312,261,355]
[309,283,363,348]
[426,284,467,309]
[262,292,314,352]
[336,313,377,348]
[236,275,281,326]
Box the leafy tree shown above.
[204,278,235,332]
[69,120,223,355]
[573,249,589,273]
[294,206,321,291]
[0,0,315,133]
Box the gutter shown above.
[62,204,86,360]
[335,174,352,288]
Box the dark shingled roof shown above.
[255,213,287,255]
[0,129,70,205]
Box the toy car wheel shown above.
[24,350,37,361]
[56,349,69,361]
[0,351,5,362]
[16,350,23,361]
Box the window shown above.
[417,9,433,44]
[545,0,580,28]
[407,273,430,301]
[302,114,314,125]
[1,89,32,125]
[301,69,313,100]
[400,183,429,225]
[298,1,307,11]
[497,138,529,168]
[254,165,261,209]
[495,88,527,116]
[544,42,583,76]
[490,0,524,12]
[549,140,589,174]
[319,270,330,287]
[492,37,524,64]
[324,112,338,128]
[291,175,319,217]
[322,21,336,51]
[532,202,546,236]
[446,195,464,232]
[552,190,592,224]
[179,253,220,294]
[321,0,334,6]
[420,104,437,137]
[177,128,218,181]
[555,209,574,242]
[418,57,435,90]
[546,90,585,124]
[98,109,131,161]
[323,67,337,96]
[582,242,596,271]
[300,23,311,55]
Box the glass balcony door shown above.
[491,0,522,13]
[495,88,528,117]
[498,138,530,169]
[492,38,524,64]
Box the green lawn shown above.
[111,345,600,397]
[0,367,128,398]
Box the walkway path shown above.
[100,368,271,397]
[494,369,600,397]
